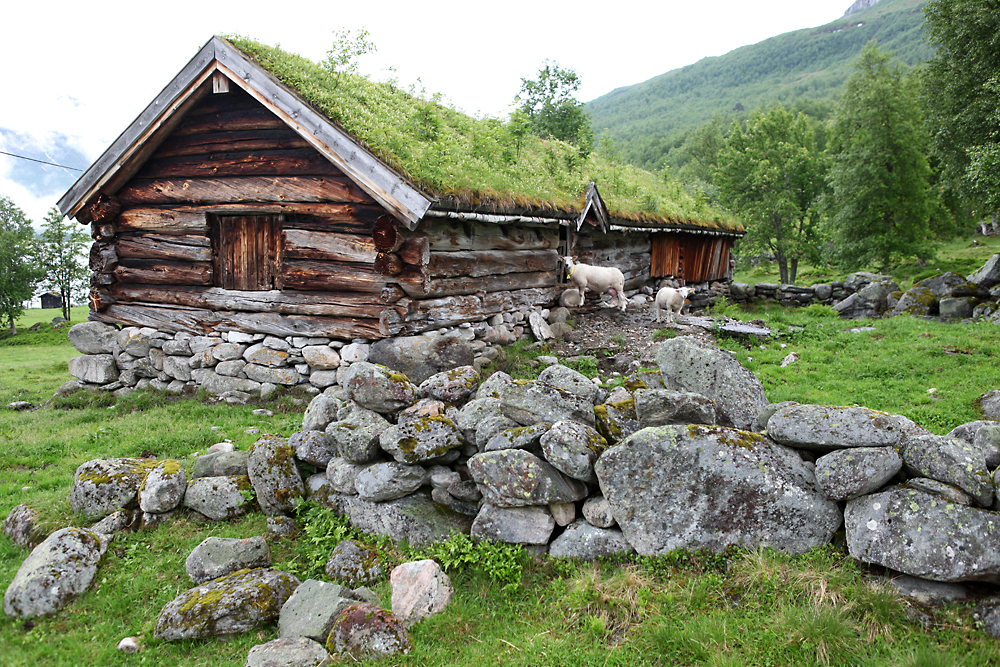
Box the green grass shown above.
[3,303,1000,664]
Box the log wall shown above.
[91,85,394,338]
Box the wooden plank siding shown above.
[97,85,390,339]
[651,233,734,283]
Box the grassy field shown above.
[1,302,1000,664]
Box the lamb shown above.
[654,285,693,323]
[561,256,627,312]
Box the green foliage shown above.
[516,60,594,155]
[922,0,1000,216]
[224,36,737,232]
[716,105,826,284]
[38,207,91,322]
[321,27,376,90]
[0,196,44,334]
[414,531,528,591]
[825,42,935,273]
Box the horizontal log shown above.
[117,176,375,207]
[90,243,118,272]
[281,260,389,293]
[134,148,343,180]
[428,249,558,278]
[398,237,429,266]
[87,195,121,223]
[397,270,558,299]
[108,284,401,320]
[117,208,209,233]
[114,258,213,286]
[172,106,287,136]
[116,235,213,262]
[374,253,403,276]
[151,129,311,159]
[421,219,559,251]
[283,229,377,263]
[380,284,406,304]
[92,303,383,339]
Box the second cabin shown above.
[59,36,744,341]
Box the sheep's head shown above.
[679,286,694,298]
[560,256,577,268]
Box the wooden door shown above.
[212,215,283,290]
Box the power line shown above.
[0,150,83,172]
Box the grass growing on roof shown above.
[225,35,740,231]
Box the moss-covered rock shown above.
[70,457,161,521]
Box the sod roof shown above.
[226,36,743,235]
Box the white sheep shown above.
[654,285,693,323]
[561,256,627,312]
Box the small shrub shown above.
[415,531,528,590]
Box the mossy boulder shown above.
[325,602,411,660]
[468,449,588,508]
[539,420,609,482]
[138,459,186,513]
[248,435,305,516]
[378,416,464,464]
[154,567,300,640]
[343,362,418,414]
[70,457,161,521]
[418,365,481,404]
[324,539,383,587]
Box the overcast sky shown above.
[1,0,856,225]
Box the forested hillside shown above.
[588,0,933,170]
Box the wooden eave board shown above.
[59,36,432,228]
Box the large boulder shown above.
[967,253,1000,290]
[891,284,938,317]
[468,449,589,508]
[183,475,256,521]
[369,335,474,385]
[278,579,358,641]
[68,355,119,384]
[766,405,901,451]
[138,459,186,513]
[595,425,842,555]
[326,407,390,463]
[154,568,300,640]
[325,602,412,660]
[343,491,474,548]
[539,420,608,482]
[3,527,108,618]
[499,380,596,427]
[185,536,272,584]
[67,321,117,354]
[247,435,305,516]
[378,416,465,464]
[69,457,160,521]
[548,520,634,561]
[900,434,994,508]
[343,362,418,414]
[655,336,768,431]
[814,447,903,501]
[470,504,555,545]
[390,559,453,628]
[833,279,898,319]
[845,488,1000,583]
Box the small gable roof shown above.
[58,36,433,228]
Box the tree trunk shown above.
[788,258,798,285]
[777,255,789,284]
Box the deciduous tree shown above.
[39,206,91,321]
[715,105,825,284]
[922,0,1000,226]
[826,42,933,273]
[515,61,593,153]
[0,196,44,334]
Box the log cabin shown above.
[59,36,744,342]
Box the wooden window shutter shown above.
[212,214,283,290]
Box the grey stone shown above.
[324,539,383,587]
[326,602,412,660]
[582,495,617,528]
[290,430,337,468]
[68,321,117,354]
[68,355,119,384]
[814,447,903,501]
[185,535,271,584]
[342,491,474,548]
[325,408,392,463]
[214,359,247,377]
[154,568,299,640]
[967,253,1000,290]
[368,335,474,385]
[635,388,716,428]
[548,520,634,561]
[379,416,464,464]
[2,504,45,548]
[595,425,842,555]
[278,579,355,641]
[138,459,186,513]
[354,462,429,502]
[245,364,300,385]
[418,365,480,404]
[302,391,348,432]
[471,504,555,545]
[901,434,994,507]
[539,420,608,482]
[468,449,588,508]
[655,336,768,431]
[845,488,1000,583]
[245,636,330,667]
[343,362,418,413]
[906,478,974,505]
[476,370,514,399]
[70,457,159,521]
[248,435,305,516]
[888,574,968,605]
[3,527,108,618]
[767,404,901,452]
[500,380,596,427]
[192,450,248,478]
[90,509,142,536]
[244,346,289,367]
[183,475,255,521]
[484,422,551,452]
[537,364,601,404]
[192,370,261,395]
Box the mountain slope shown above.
[587,0,932,170]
